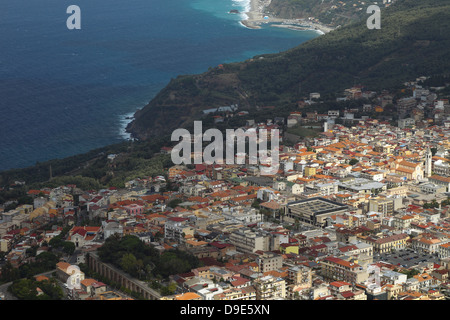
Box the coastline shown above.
[119,112,136,141]
[240,0,334,34]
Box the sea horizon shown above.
[0,0,319,173]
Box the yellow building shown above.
[280,243,299,255]
[362,233,409,254]
[391,160,424,181]
[16,204,33,215]
[0,239,9,252]
[304,166,317,177]
[29,201,56,221]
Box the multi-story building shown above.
[428,175,450,192]
[392,214,415,230]
[361,170,385,182]
[335,227,363,244]
[320,256,369,285]
[253,275,286,300]
[284,197,348,227]
[368,198,394,216]
[123,203,145,215]
[433,159,450,176]
[411,234,449,255]
[342,240,374,258]
[256,252,283,273]
[381,270,408,286]
[287,265,312,290]
[361,233,409,254]
[229,228,270,253]
[412,273,435,290]
[221,207,262,224]
[438,243,450,259]
[328,281,352,296]
[314,182,339,196]
[164,218,194,242]
[419,183,446,195]
[0,238,10,252]
[214,287,257,301]
[304,166,317,177]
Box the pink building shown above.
[124,204,144,215]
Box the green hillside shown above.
[1,0,450,190]
[265,0,368,26]
[127,0,450,140]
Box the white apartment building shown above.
[229,228,270,253]
[254,275,286,300]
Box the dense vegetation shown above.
[0,251,60,284]
[47,226,76,256]
[266,0,367,26]
[97,235,201,280]
[0,137,172,192]
[8,277,64,300]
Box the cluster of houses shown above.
[1,76,450,300]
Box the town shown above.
[0,75,450,301]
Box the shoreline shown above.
[240,0,334,34]
[119,112,136,141]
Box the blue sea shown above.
[0,0,318,172]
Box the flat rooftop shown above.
[286,197,348,217]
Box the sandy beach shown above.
[240,0,334,34]
[240,0,277,29]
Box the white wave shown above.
[239,21,252,29]
[231,0,251,20]
[118,111,135,140]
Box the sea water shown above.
[0,0,318,171]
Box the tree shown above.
[251,199,261,209]
[48,236,63,248]
[61,241,76,255]
[97,235,199,280]
[0,262,20,283]
[349,158,359,165]
[294,218,300,231]
[9,278,63,300]
[160,282,177,296]
[120,253,138,276]
[37,279,64,300]
[168,198,183,208]
[9,279,37,300]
